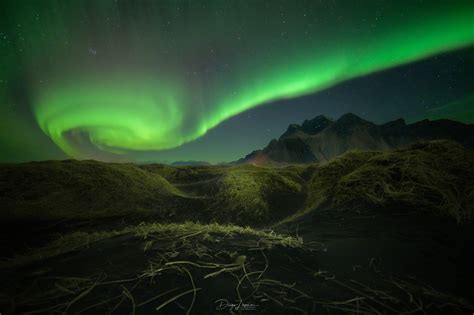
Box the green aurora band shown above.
[2,1,474,160]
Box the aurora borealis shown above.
[1,1,474,162]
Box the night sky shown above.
[1,1,473,163]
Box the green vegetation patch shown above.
[305,140,474,222]
[1,140,472,224]
[211,165,305,225]
[0,160,186,220]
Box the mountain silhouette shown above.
[238,113,474,164]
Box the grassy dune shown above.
[1,140,472,224]
[0,160,189,221]
[302,140,474,223]
[208,165,305,224]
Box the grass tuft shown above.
[0,222,303,269]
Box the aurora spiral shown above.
[1,0,474,161]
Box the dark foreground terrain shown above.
[0,140,473,314]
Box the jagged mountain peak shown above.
[280,114,333,139]
[336,113,369,124]
[326,113,375,136]
[238,113,473,165]
[302,114,333,125]
[301,115,333,134]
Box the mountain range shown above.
[238,113,474,164]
